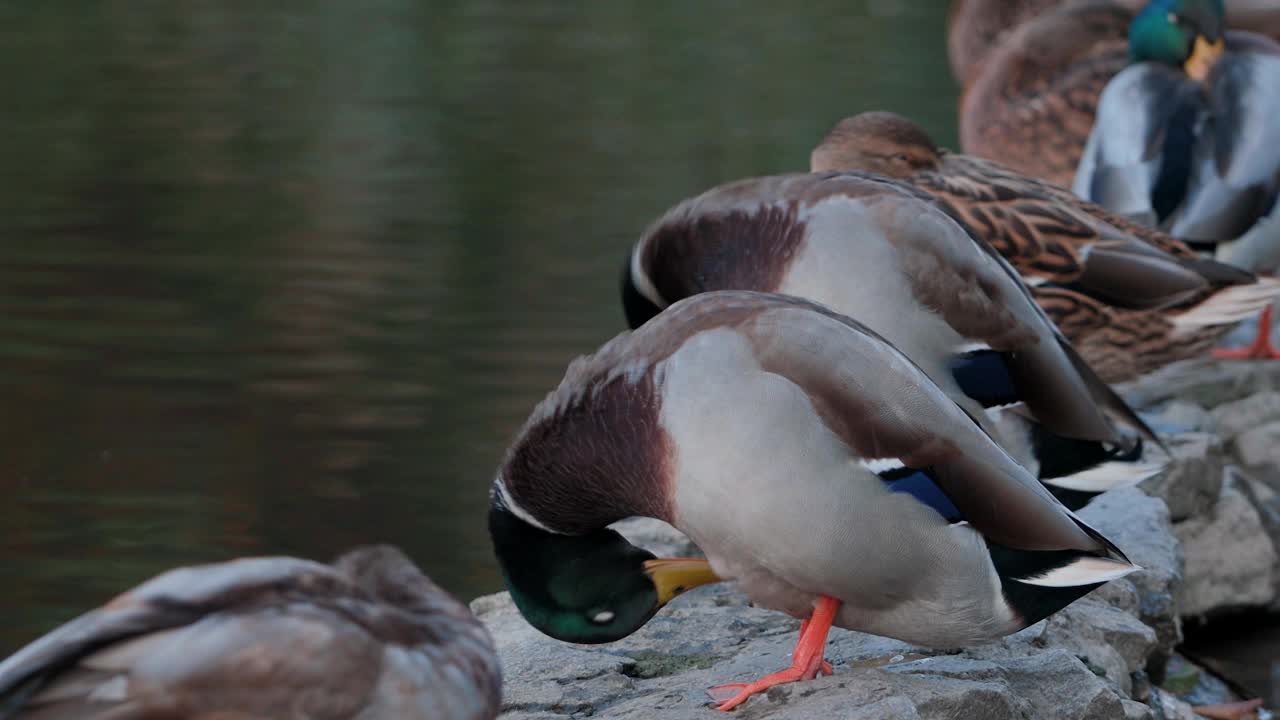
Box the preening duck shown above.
[954,0,1280,189]
[810,111,1280,380]
[622,170,1162,507]
[490,291,1139,711]
[0,546,502,720]
[1074,0,1280,356]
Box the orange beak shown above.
[643,557,722,605]
[1184,35,1225,81]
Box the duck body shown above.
[956,0,1280,188]
[492,291,1137,653]
[1075,31,1280,245]
[0,546,502,720]
[811,111,1280,381]
[622,171,1162,503]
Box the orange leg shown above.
[1214,305,1280,359]
[706,596,840,711]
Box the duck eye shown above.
[894,153,911,163]
[589,610,615,624]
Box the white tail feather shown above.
[1017,556,1141,588]
[1042,460,1166,493]
[1170,278,1280,335]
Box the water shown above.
[0,1,956,652]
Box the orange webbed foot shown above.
[706,596,840,711]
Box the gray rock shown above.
[479,573,1154,718]
[1139,433,1226,523]
[1210,391,1280,442]
[1175,475,1278,617]
[1119,358,1280,410]
[1140,400,1216,435]
[1233,419,1280,468]
[1078,488,1184,670]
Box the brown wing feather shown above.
[958,3,1133,187]
[921,154,1253,310]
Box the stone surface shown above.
[1139,433,1226,523]
[1233,420,1280,468]
[1175,475,1278,618]
[1210,391,1280,443]
[1078,488,1184,670]
[479,491,1182,720]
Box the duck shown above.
[490,290,1139,712]
[809,111,1280,380]
[955,0,1280,189]
[621,170,1162,509]
[947,0,1137,89]
[0,545,502,720]
[1074,0,1280,357]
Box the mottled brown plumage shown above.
[0,546,501,720]
[812,112,1280,381]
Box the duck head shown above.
[809,112,942,178]
[489,504,717,643]
[1130,0,1225,80]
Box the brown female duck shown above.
[811,111,1280,382]
[0,546,502,720]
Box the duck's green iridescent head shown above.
[488,505,720,644]
[1130,0,1225,78]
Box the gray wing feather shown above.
[1073,63,1195,224]
[1169,49,1280,241]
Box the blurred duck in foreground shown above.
[0,546,501,720]
[953,0,1280,188]
[489,291,1139,712]
[1074,0,1280,357]
[810,111,1280,380]
[621,171,1163,508]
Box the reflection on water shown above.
[0,0,953,651]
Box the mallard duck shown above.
[810,111,1280,380]
[491,290,1138,711]
[955,0,1280,189]
[621,171,1163,508]
[958,1,1137,188]
[947,0,1134,88]
[0,546,502,720]
[1074,0,1280,356]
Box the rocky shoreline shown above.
[473,358,1280,719]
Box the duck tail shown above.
[1169,276,1280,334]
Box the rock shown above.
[1210,391,1280,443]
[1141,401,1216,435]
[1140,433,1227,523]
[1078,488,1184,673]
[479,574,1154,718]
[1160,653,1241,709]
[1119,358,1280,410]
[1175,475,1278,617]
[1039,597,1157,695]
[1232,420,1280,468]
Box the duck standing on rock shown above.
[622,170,1163,507]
[809,111,1280,381]
[489,291,1139,712]
[0,546,502,720]
[1074,0,1280,358]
